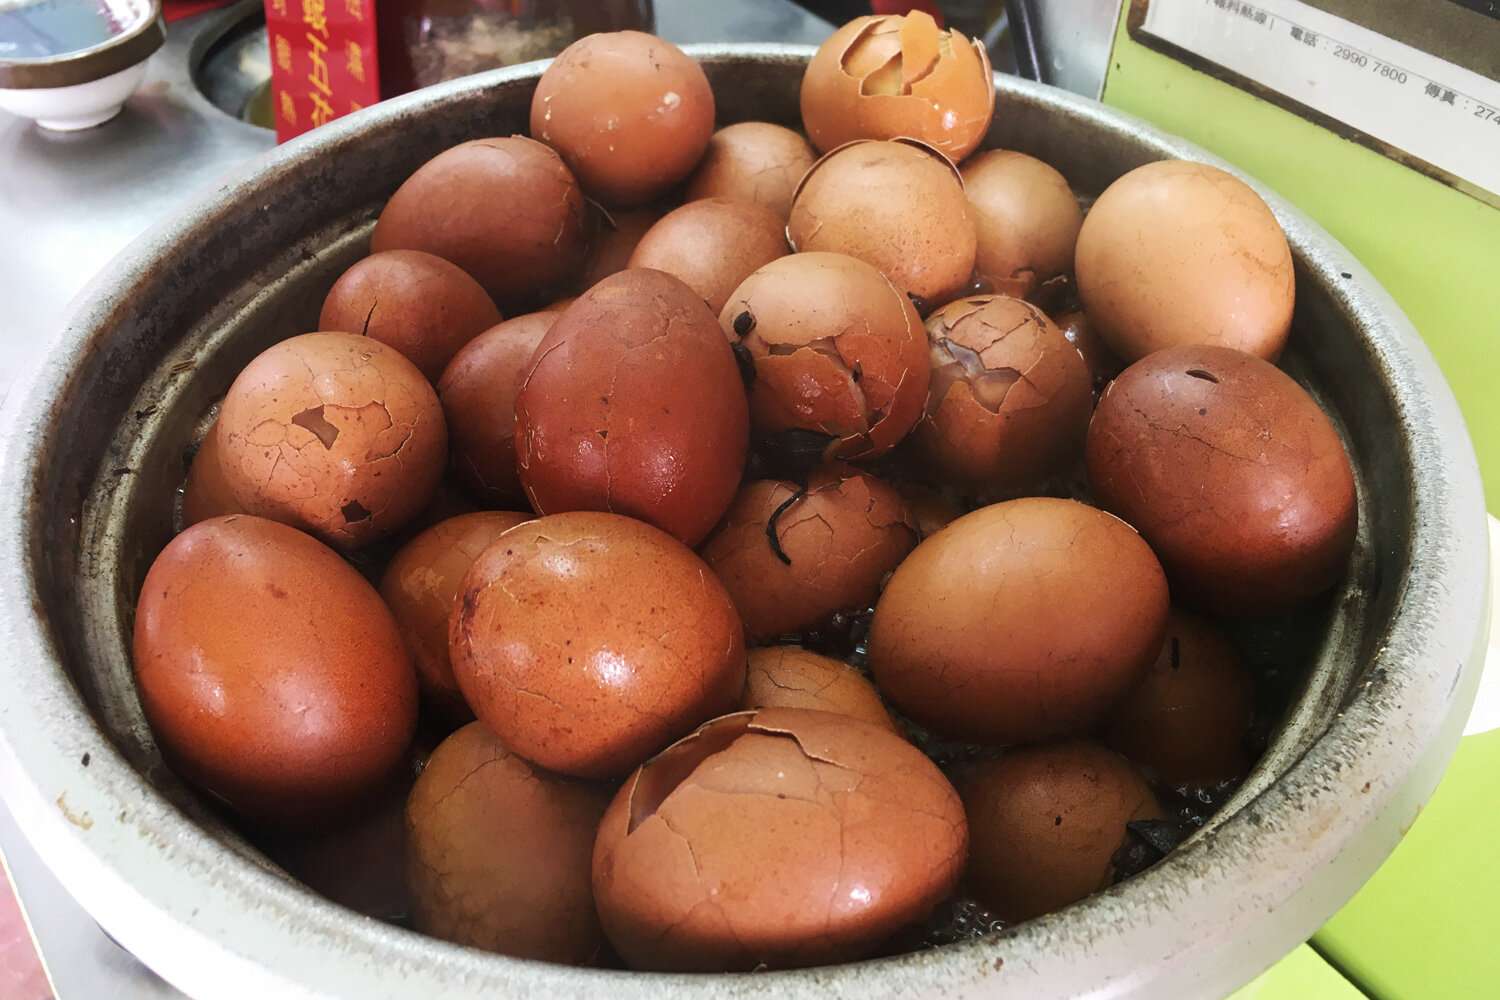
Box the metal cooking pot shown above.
[0,46,1487,1000]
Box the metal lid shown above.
[0,0,164,90]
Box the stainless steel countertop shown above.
[0,4,830,996]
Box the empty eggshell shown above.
[789,139,976,305]
[133,515,418,825]
[800,12,994,162]
[1086,345,1357,616]
[1105,610,1255,786]
[437,309,561,507]
[916,294,1093,494]
[181,419,244,527]
[406,722,611,963]
[580,206,668,291]
[627,198,789,314]
[217,332,447,549]
[371,136,587,308]
[962,151,1083,299]
[592,708,967,971]
[700,467,918,643]
[684,122,817,219]
[722,252,929,460]
[958,741,1164,922]
[1074,160,1294,362]
[868,498,1169,745]
[318,250,502,381]
[530,31,714,207]
[449,512,746,779]
[742,646,896,731]
[380,511,532,720]
[515,269,749,547]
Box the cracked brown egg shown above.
[1105,610,1255,786]
[1086,345,1357,617]
[580,206,668,291]
[915,294,1093,495]
[800,11,994,162]
[958,741,1164,922]
[530,31,714,208]
[742,646,896,732]
[722,252,928,461]
[449,512,746,779]
[627,198,789,315]
[371,136,586,309]
[133,515,419,826]
[515,268,749,547]
[684,122,817,219]
[318,250,502,382]
[180,419,244,527]
[1074,160,1295,362]
[962,151,1083,299]
[217,332,447,549]
[592,707,967,971]
[406,721,611,963]
[380,511,533,721]
[869,498,1169,745]
[437,309,561,507]
[789,139,977,306]
[700,467,918,643]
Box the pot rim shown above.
[0,44,1487,1000]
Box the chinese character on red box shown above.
[265,0,380,142]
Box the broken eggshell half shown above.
[591,707,967,972]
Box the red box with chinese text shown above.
[264,0,382,142]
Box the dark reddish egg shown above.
[580,206,668,291]
[181,420,243,527]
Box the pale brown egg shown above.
[530,32,714,207]
[916,295,1093,494]
[133,515,418,825]
[449,512,746,779]
[789,139,976,305]
[868,498,1169,745]
[1075,160,1294,362]
[592,708,967,971]
[217,332,447,549]
[406,722,611,963]
[962,151,1083,299]
[742,646,895,731]
[722,252,929,460]
[380,511,532,720]
[627,199,789,314]
[684,122,817,219]
[800,12,994,162]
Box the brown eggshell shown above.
[1055,308,1122,390]
[1086,345,1356,616]
[1105,610,1255,785]
[800,13,995,161]
[580,206,667,291]
[701,469,918,643]
[868,498,1169,745]
[684,122,817,219]
[789,139,976,305]
[962,151,1083,299]
[627,199,789,314]
[958,741,1163,922]
[371,137,586,308]
[217,332,447,549]
[1075,160,1294,362]
[592,708,967,971]
[916,295,1093,494]
[317,250,502,381]
[530,31,714,207]
[722,252,929,461]
[132,515,418,825]
[380,511,533,720]
[515,269,749,547]
[181,420,244,527]
[450,512,746,779]
[742,647,895,732]
[437,310,560,507]
[406,722,611,963]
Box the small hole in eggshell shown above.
[291,405,340,449]
[341,500,372,522]
[1185,369,1220,384]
